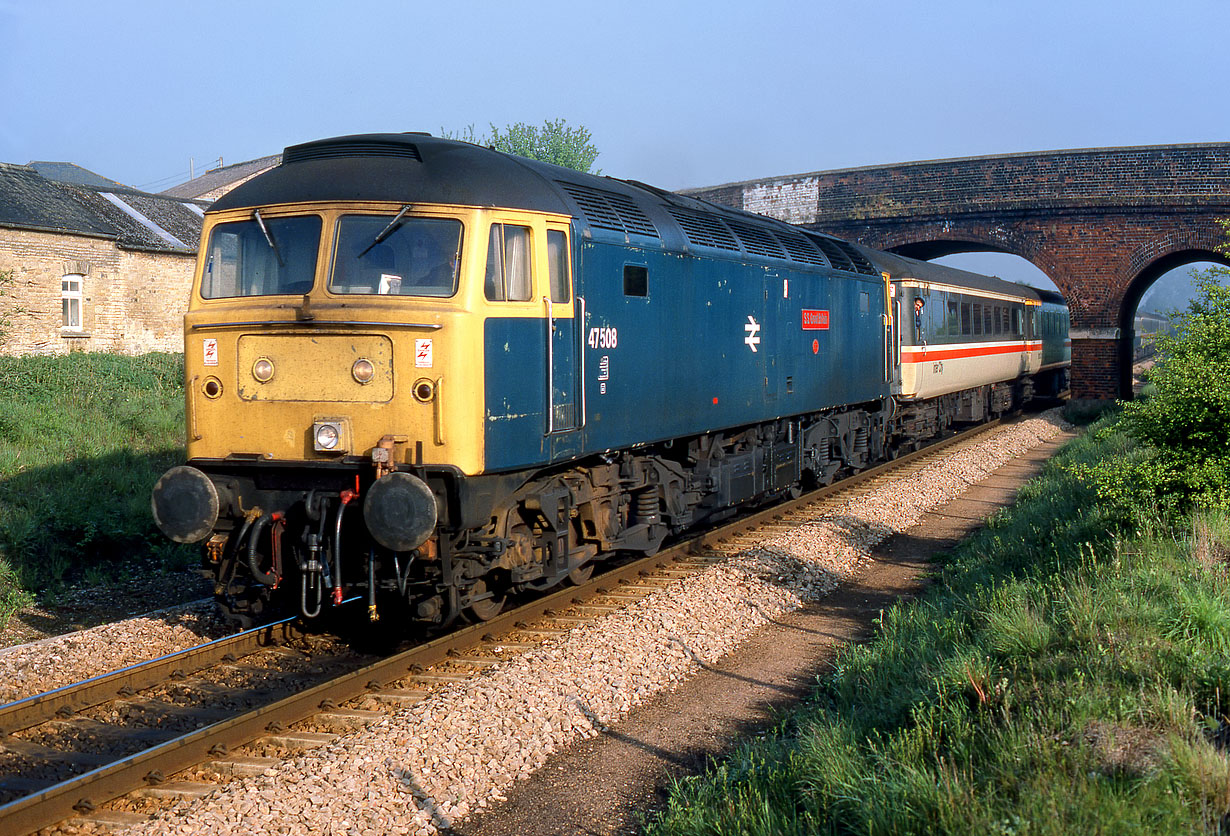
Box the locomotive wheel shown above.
[464,580,506,622]
[567,563,594,585]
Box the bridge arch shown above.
[1117,246,1230,394]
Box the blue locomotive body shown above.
[484,225,890,473]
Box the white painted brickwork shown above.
[743,177,819,225]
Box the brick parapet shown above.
[688,143,1230,224]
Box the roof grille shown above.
[557,182,659,237]
[807,235,877,275]
[283,140,422,164]
[836,241,878,275]
[667,208,739,251]
[726,219,786,259]
[774,228,826,266]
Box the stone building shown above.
[0,162,208,355]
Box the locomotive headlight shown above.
[312,419,348,453]
[315,424,339,450]
[252,357,275,383]
[352,358,375,384]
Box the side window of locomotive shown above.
[547,230,571,303]
[201,215,322,298]
[330,216,461,297]
[623,265,648,297]
[859,290,870,316]
[485,224,533,302]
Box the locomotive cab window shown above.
[547,229,571,303]
[202,214,322,298]
[485,224,533,302]
[329,215,461,297]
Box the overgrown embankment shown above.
[0,353,188,624]
[645,276,1230,835]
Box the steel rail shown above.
[0,617,297,736]
[0,416,1017,836]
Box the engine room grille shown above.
[667,208,739,251]
[283,140,423,164]
[557,182,660,238]
[808,235,878,275]
[726,219,787,259]
[774,228,826,266]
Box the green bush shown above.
[1120,271,1230,513]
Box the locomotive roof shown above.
[211,133,883,278]
[860,246,1066,306]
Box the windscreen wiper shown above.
[357,204,412,258]
[253,209,283,267]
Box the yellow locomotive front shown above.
[152,186,573,627]
[183,201,485,475]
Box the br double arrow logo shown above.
[744,315,761,352]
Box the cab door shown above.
[545,226,580,448]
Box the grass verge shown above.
[0,353,191,626]
[644,416,1230,835]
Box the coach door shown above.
[545,226,581,455]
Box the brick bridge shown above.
[685,143,1230,399]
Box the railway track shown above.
[0,416,1017,836]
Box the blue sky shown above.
[2,0,1226,301]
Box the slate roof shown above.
[27,161,128,190]
[0,162,204,254]
[160,155,282,200]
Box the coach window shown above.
[961,302,972,336]
[972,303,983,336]
[61,273,84,331]
[485,224,532,302]
[947,299,959,337]
[547,230,570,303]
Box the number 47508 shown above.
[587,326,618,349]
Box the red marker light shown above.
[712,397,719,405]
[812,339,820,354]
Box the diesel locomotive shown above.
[151,133,1070,628]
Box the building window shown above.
[62,274,84,331]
